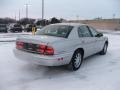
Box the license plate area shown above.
[23,43,38,53]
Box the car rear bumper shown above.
[13,49,73,66]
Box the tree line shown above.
[0,17,65,26]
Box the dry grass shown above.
[67,19,120,31]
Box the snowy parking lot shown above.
[0,32,31,42]
[0,33,120,90]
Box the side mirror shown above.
[95,33,103,37]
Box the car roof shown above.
[51,23,88,27]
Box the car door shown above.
[88,26,104,53]
[78,25,97,57]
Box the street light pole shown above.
[42,0,44,20]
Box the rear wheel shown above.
[68,50,83,71]
[100,43,108,55]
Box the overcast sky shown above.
[0,0,120,20]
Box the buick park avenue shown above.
[14,23,108,71]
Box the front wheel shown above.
[68,50,83,71]
[100,43,108,55]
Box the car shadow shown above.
[12,52,111,86]
[20,52,111,76]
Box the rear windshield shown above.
[35,25,73,38]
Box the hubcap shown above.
[74,53,81,68]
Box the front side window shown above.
[88,26,98,37]
[36,25,73,38]
[78,26,92,37]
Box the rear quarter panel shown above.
[51,26,85,59]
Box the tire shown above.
[68,50,83,71]
[100,43,108,55]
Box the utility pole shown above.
[76,15,79,23]
[42,0,44,20]
[15,13,16,21]
[19,9,21,21]
[25,4,29,19]
[113,14,116,19]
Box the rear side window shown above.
[78,26,92,37]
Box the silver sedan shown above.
[14,23,108,71]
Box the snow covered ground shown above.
[0,32,31,42]
[0,33,120,90]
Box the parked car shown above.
[7,23,15,32]
[24,24,37,32]
[14,23,108,71]
[0,24,8,33]
[10,24,23,32]
[36,25,43,31]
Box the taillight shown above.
[37,44,46,54]
[45,46,54,55]
[16,41,24,49]
[37,44,54,55]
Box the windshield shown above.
[35,25,73,38]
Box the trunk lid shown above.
[16,35,65,54]
[17,35,65,44]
